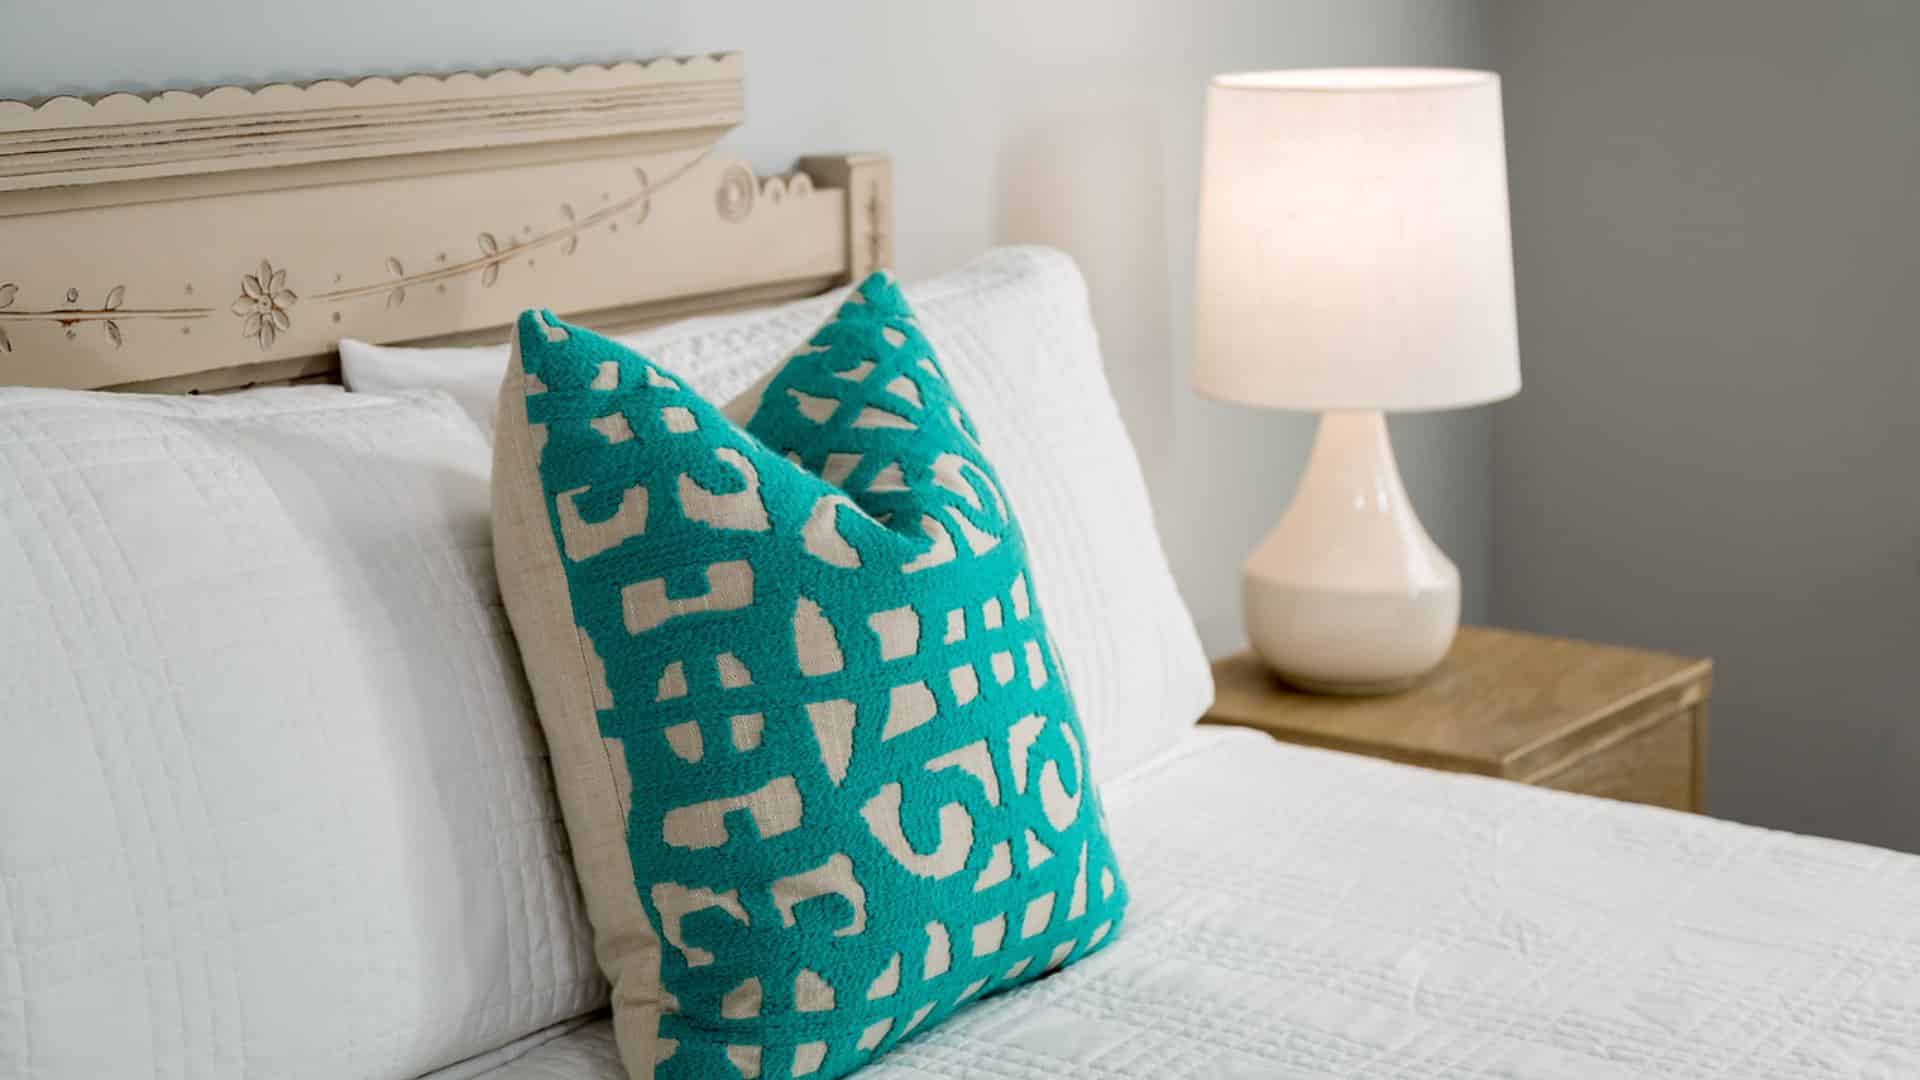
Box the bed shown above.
[4,54,1919,1080]
[461,726,1920,1079]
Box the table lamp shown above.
[1193,68,1520,693]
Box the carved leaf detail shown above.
[264,164,659,314]
[0,327,11,353]
[0,283,17,308]
[637,168,660,222]
[105,285,125,311]
[105,320,123,347]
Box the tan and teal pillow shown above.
[492,272,1126,1079]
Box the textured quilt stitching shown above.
[48,408,196,1072]
[1410,802,1755,1078]
[2,391,607,1077]
[1697,846,1904,1080]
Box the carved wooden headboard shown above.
[0,53,891,393]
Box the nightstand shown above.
[1205,626,1713,810]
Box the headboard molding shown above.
[0,54,746,196]
[0,54,893,393]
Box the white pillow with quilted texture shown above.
[0,386,604,1080]
[346,246,1213,780]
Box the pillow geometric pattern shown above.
[505,272,1127,1080]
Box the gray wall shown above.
[1492,2,1920,850]
[0,0,1495,656]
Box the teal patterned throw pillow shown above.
[492,272,1128,1080]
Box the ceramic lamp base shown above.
[1243,410,1460,694]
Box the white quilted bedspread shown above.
[447,726,1920,1080]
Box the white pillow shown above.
[344,247,1213,779]
[340,340,512,437]
[0,386,604,1080]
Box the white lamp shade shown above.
[1194,68,1521,411]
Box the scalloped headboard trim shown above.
[0,54,746,194]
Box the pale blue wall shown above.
[1,0,1495,653]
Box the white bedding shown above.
[446,727,1920,1079]
[0,387,604,1079]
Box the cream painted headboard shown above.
[0,53,891,393]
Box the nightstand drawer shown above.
[1527,705,1701,811]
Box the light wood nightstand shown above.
[1205,627,1714,811]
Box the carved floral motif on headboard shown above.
[0,157,821,355]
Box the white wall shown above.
[0,0,1495,654]
[1492,2,1920,850]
